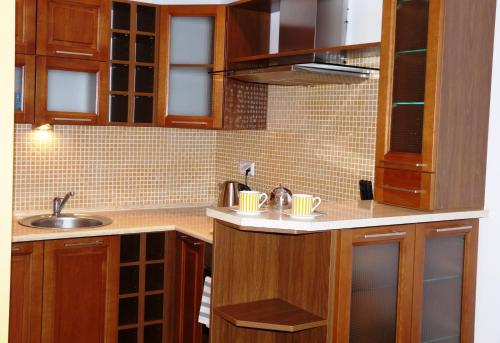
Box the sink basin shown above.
[18,214,113,230]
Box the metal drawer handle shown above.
[11,247,21,252]
[64,240,103,248]
[382,185,425,194]
[171,121,208,125]
[56,50,94,57]
[380,160,427,167]
[364,231,407,239]
[53,117,93,122]
[435,226,473,233]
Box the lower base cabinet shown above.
[175,233,206,343]
[41,237,119,343]
[9,242,43,343]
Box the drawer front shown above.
[375,167,434,210]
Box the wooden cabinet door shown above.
[9,242,43,343]
[15,54,36,124]
[41,236,119,343]
[333,225,415,343]
[159,6,226,129]
[175,233,206,343]
[35,56,109,125]
[36,0,110,61]
[15,0,36,54]
[412,220,478,343]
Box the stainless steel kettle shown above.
[218,181,251,207]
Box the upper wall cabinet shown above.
[158,6,226,129]
[15,0,37,54]
[36,0,111,61]
[374,0,496,211]
[35,56,109,125]
[109,1,161,126]
[15,54,36,124]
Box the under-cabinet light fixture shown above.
[33,123,53,131]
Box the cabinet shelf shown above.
[423,274,462,283]
[393,101,425,108]
[396,48,427,55]
[214,298,326,333]
[422,333,460,343]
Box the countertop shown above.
[12,207,214,243]
[206,200,488,233]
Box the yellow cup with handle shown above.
[239,191,268,212]
[291,194,321,216]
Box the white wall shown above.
[0,0,14,340]
[475,1,500,342]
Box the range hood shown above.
[225,0,382,86]
[228,62,376,86]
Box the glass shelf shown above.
[397,48,427,55]
[421,333,460,343]
[352,284,397,293]
[424,274,461,283]
[393,101,425,108]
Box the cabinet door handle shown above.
[180,235,202,246]
[382,185,425,194]
[435,226,473,233]
[11,247,21,252]
[364,231,407,239]
[380,160,427,167]
[56,50,94,57]
[52,117,93,122]
[171,121,208,125]
[64,240,103,248]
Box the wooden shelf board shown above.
[214,298,326,333]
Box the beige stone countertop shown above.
[207,200,488,233]
[12,207,214,243]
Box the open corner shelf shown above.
[214,298,327,333]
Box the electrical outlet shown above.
[239,161,255,176]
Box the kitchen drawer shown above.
[375,167,434,210]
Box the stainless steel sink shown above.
[18,214,113,230]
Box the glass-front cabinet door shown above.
[159,6,226,129]
[109,1,160,126]
[15,54,35,123]
[412,220,478,343]
[334,225,415,343]
[35,56,108,125]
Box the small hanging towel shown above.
[198,276,211,328]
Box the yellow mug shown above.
[292,194,321,215]
[239,191,268,212]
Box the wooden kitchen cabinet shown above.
[333,225,415,342]
[375,0,496,210]
[41,236,119,343]
[15,0,36,54]
[35,56,109,125]
[9,242,43,343]
[15,54,36,124]
[108,1,161,126]
[412,220,478,343]
[175,233,206,343]
[36,0,110,61]
[158,6,226,129]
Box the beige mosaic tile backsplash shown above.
[216,78,379,201]
[13,65,379,212]
[14,125,217,212]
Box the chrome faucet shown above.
[52,192,75,217]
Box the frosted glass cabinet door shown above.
[170,17,214,64]
[168,67,212,116]
[334,226,414,343]
[47,70,97,113]
[15,67,24,111]
[413,221,478,343]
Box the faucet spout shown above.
[53,191,75,216]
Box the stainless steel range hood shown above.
[229,63,374,86]
[225,0,382,86]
